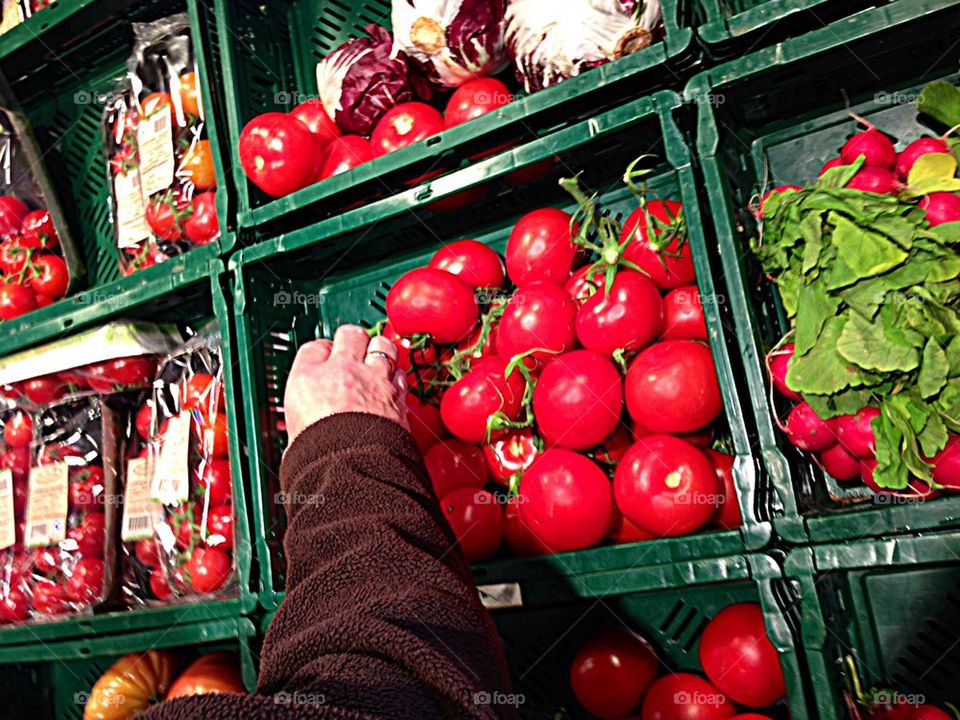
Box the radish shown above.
[861,458,939,499]
[835,407,880,458]
[845,167,897,194]
[931,435,960,490]
[819,157,846,177]
[757,185,802,219]
[767,342,799,400]
[841,128,896,169]
[919,191,960,226]
[785,402,837,452]
[895,137,953,180]
[820,443,860,481]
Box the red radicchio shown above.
[316,24,431,137]
[391,0,509,88]
[505,0,663,92]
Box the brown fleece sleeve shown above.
[138,412,515,720]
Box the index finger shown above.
[330,324,372,361]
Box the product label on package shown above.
[137,104,175,197]
[25,462,68,548]
[0,469,15,550]
[122,457,163,541]
[477,582,523,610]
[152,412,191,506]
[115,170,152,249]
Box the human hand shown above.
[283,325,407,444]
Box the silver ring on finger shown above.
[366,350,396,374]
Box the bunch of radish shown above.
[377,168,742,563]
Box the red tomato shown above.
[504,494,553,556]
[33,579,70,615]
[440,357,526,443]
[20,210,58,249]
[182,373,224,412]
[0,237,29,274]
[519,449,612,551]
[565,265,604,305]
[69,464,105,511]
[204,505,234,551]
[641,673,735,720]
[570,627,658,719]
[290,99,341,147]
[427,185,490,213]
[626,341,723,434]
[65,557,105,603]
[31,546,61,574]
[184,192,220,246]
[34,294,55,309]
[444,78,512,127]
[496,281,577,364]
[0,584,29,622]
[194,413,230,458]
[150,566,172,599]
[28,254,69,299]
[532,350,623,450]
[506,208,579,285]
[3,411,32,449]
[428,240,505,289]
[86,356,157,392]
[576,271,663,356]
[607,507,656,544]
[19,375,65,404]
[0,283,37,320]
[595,425,635,466]
[386,267,479,344]
[370,102,445,157]
[319,135,372,179]
[614,435,720,537]
[405,394,446,451]
[440,487,503,562]
[424,439,488,499]
[136,402,154,440]
[135,538,160,567]
[384,322,439,374]
[662,285,708,341]
[197,458,232,506]
[621,200,695,290]
[0,196,29,235]
[706,449,742,529]
[186,546,232,593]
[238,112,323,197]
[67,512,106,557]
[12,477,26,516]
[699,603,785,708]
[38,442,84,465]
[145,191,189,241]
[483,429,540,485]
[166,651,246,698]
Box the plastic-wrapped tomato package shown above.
[142,328,235,601]
[0,405,33,622]
[103,13,220,277]
[0,102,85,320]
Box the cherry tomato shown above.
[444,78,512,127]
[135,538,160,567]
[662,285,708,341]
[136,402,154,440]
[145,190,189,241]
[186,546,232,593]
[65,557,105,604]
[424,439,488,499]
[532,350,623,450]
[182,372,224,412]
[28,254,69,299]
[626,341,723,434]
[370,102,445,157]
[0,236,29,274]
[570,627,658,719]
[86,356,158,392]
[31,546,61,574]
[519,449,612,551]
[19,375,64,404]
[20,210,58,249]
[194,413,230,458]
[180,139,217,191]
[428,240,505,289]
[0,283,37,320]
[290,99,340,147]
[67,511,106,557]
[440,487,503,562]
[150,566,172,599]
[69,465,104,511]
[483,429,540,485]
[0,584,29,622]
[184,192,220,246]
[12,477,26,516]
[0,196,29,235]
[505,208,579,285]
[33,579,70,615]
[706,449,742,529]
[614,435,720,537]
[197,458,232,506]
[177,71,201,117]
[386,267,479,344]
[204,505,234,551]
[699,603,785,708]
[641,673,735,720]
[319,135,372,179]
[496,281,577,364]
[440,357,525,443]
[239,112,323,197]
[607,507,656,544]
[576,271,663,356]
[620,200,695,289]
[405,394,446,451]
[3,411,32,449]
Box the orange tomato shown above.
[193,411,229,458]
[179,139,217,191]
[84,650,182,720]
[165,652,246,699]
[141,92,173,118]
[178,71,201,118]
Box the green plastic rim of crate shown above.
[784,533,960,720]
[0,257,256,645]
[204,0,697,236]
[0,618,257,718]
[689,0,960,545]
[231,88,776,611]
[0,0,236,317]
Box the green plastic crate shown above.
[232,89,776,610]
[0,257,256,645]
[690,0,960,545]
[0,0,235,324]
[203,0,697,236]
[785,533,960,720]
[259,554,810,719]
[0,618,258,719]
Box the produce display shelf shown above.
[0,618,258,719]
[690,0,960,544]
[204,0,698,237]
[232,89,776,611]
[0,259,257,645]
[785,532,960,720]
